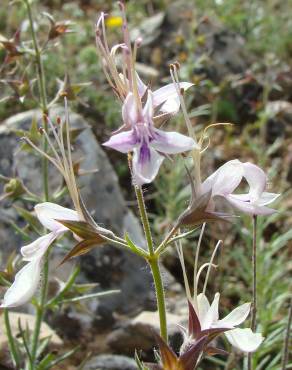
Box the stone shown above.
[0,312,62,347]
[83,354,137,370]
[106,310,185,357]
[0,107,153,321]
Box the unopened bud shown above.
[169,64,174,71]
[56,116,61,125]
[180,87,185,96]
[39,127,45,134]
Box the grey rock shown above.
[131,12,165,45]
[83,354,137,370]
[0,107,152,317]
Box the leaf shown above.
[59,238,103,265]
[56,219,105,240]
[188,301,201,337]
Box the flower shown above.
[103,91,197,185]
[201,159,280,216]
[195,293,264,352]
[1,203,80,308]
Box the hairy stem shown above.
[149,257,168,342]
[248,215,257,370]
[281,297,292,370]
[134,185,168,342]
[134,186,154,255]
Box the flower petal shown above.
[143,90,154,123]
[103,129,137,153]
[21,232,58,261]
[132,145,164,185]
[1,258,42,308]
[35,202,79,232]
[218,303,251,328]
[197,293,210,326]
[151,129,198,154]
[225,194,276,215]
[225,328,264,352]
[136,72,148,97]
[201,293,220,330]
[153,82,193,111]
[257,192,280,206]
[201,160,243,196]
[242,162,267,203]
[122,92,139,127]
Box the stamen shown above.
[193,222,206,312]
[176,239,192,302]
[202,240,222,295]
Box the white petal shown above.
[257,192,280,206]
[153,82,193,110]
[218,303,251,328]
[225,328,264,352]
[35,203,79,232]
[225,195,276,215]
[201,160,243,196]
[122,92,139,127]
[132,146,164,185]
[160,96,181,114]
[197,293,210,325]
[1,258,42,308]
[135,72,148,97]
[242,162,267,203]
[201,293,220,330]
[143,91,154,123]
[21,232,58,261]
[103,129,137,153]
[151,129,197,154]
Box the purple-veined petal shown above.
[153,82,193,110]
[151,129,197,154]
[201,293,220,330]
[132,145,164,185]
[21,232,58,261]
[103,129,137,153]
[201,160,243,196]
[257,192,280,206]
[225,195,276,215]
[1,257,42,308]
[35,202,79,232]
[225,328,264,352]
[197,293,211,327]
[218,303,251,328]
[242,162,267,203]
[122,92,139,127]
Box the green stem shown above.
[134,186,154,255]
[248,215,257,370]
[149,257,168,342]
[24,0,49,201]
[30,256,49,368]
[4,309,20,368]
[134,185,168,342]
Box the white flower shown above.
[1,203,79,308]
[197,293,264,352]
[201,159,280,215]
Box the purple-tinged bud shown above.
[135,37,143,48]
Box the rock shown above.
[0,312,62,347]
[106,310,184,357]
[83,354,137,370]
[0,107,152,324]
[131,12,165,46]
